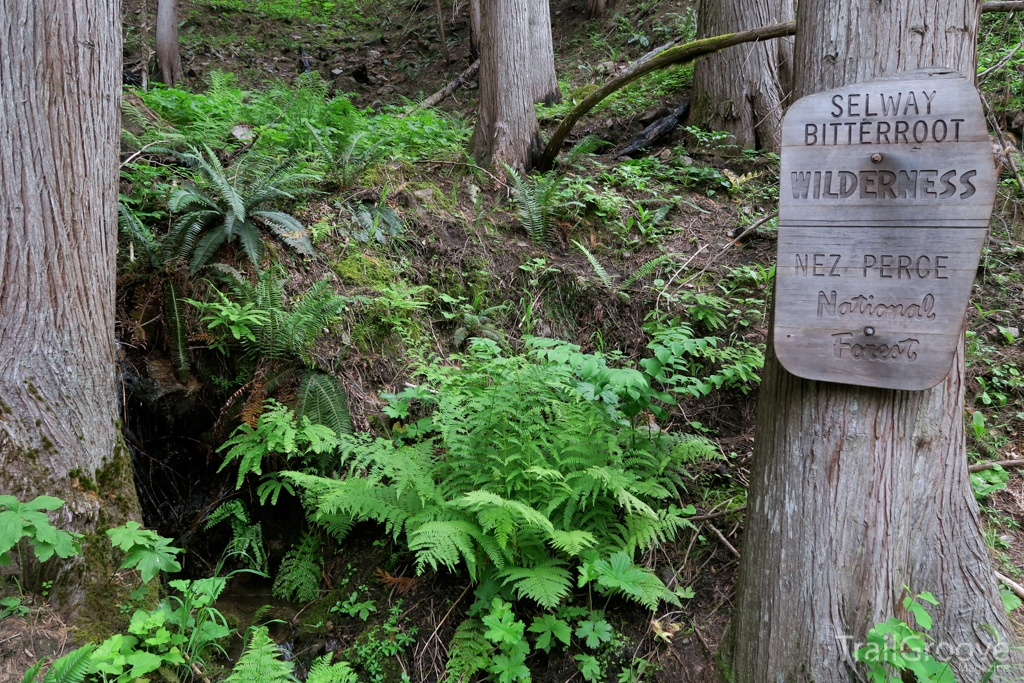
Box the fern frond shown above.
[620,252,680,291]
[226,626,296,683]
[306,655,358,683]
[164,281,190,381]
[573,240,615,290]
[273,533,322,602]
[562,135,608,168]
[40,644,95,683]
[499,559,573,608]
[297,371,353,436]
[443,619,491,683]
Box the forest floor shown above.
[3,1,1024,682]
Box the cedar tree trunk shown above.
[469,0,543,173]
[0,0,141,616]
[529,0,561,105]
[723,1,1024,681]
[690,0,794,151]
[156,0,182,86]
[469,0,481,59]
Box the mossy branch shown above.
[536,21,797,171]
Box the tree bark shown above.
[690,0,794,151]
[586,0,611,19]
[469,0,481,60]
[0,0,140,616]
[528,0,561,105]
[469,0,542,174]
[156,0,182,86]
[724,1,1023,681]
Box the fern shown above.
[573,240,615,290]
[288,338,704,611]
[505,165,565,245]
[561,135,608,169]
[296,371,353,437]
[203,500,267,571]
[226,626,296,683]
[306,655,358,683]
[272,532,323,602]
[22,644,96,683]
[443,619,492,683]
[164,281,191,381]
[575,241,684,301]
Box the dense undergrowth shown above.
[4,2,1024,682]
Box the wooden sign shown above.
[774,68,996,390]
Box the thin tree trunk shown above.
[690,0,793,151]
[469,0,481,60]
[528,0,561,105]
[469,0,542,173]
[0,0,141,617]
[156,0,182,86]
[587,0,610,19]
[724,1,1023,681]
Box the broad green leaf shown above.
[528,615,572,653]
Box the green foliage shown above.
[308,125,378,189]
[165,280,193,381]
[203,266,347,363]
[971,465,1010,500]
[203,501,267,572]
[0,496,81,572]
[330,589,377,621]
[273,532,323,603]
[641,317,764,398]
[574,241,683,302]
[444,619,492,683]
[440,293,506,347]
[855,592,955,683]
[574,615,613,649]
[574,654,602,683]
[21,644,96,683]
[106,521,183,583]
[296,371,354,438]
[346,601,418,683]
[1,596,29,618]
[167,146,318,271]
[505,166,566,246]
[219,399,340,489]
[226,625,296,683]
[287,338,704,612]
[306,655,359,683]
[528,614,572,653]
[341,199,405,245]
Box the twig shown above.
[120,139,174,169]
[984,1,1024,11]
[677,210,778,289]
[689,505,746,523]
[704,522,740,559]
[417,583,471,655]
[980,37,1024,83]
[969,459,1024,473]
[995,571,1024,600]
[980,92,1024,196]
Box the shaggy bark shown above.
[690,0,794,150]
[469,0,542,173]
[528,0,561,105]
[723,1,1023,681]
[0,0,140,615]
[156,0,182,86]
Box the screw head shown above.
[870,153,883,164]
[864,326,875,336]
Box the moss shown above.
[40,435,54,452]
[0,398,11,414]
[68,469,98,493]
[74,434,144,642]
[332,252,395,287]
[570,84,600,100]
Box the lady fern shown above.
[287,338,709,610]
[226,626,296,683]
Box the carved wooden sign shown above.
[774,68,995,390]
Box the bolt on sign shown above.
[774,68,996,390]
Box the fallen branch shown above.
[690,505,747,522]
[419,60,479,108]
[995,571,1024,601]
[968,459,1024,473]
[705,522,741,559]
[980,92,1024,196]
[983,1,1024,11]
[536,21,797,171]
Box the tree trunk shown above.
[469,0,481,60]
[586,0,611,19]
[156,0,182,86]
[528,0,561,105]
[723,1,1024,681]
[690,0,794,151]
[0,0,140,618]
[469,0,543,174]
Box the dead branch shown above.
[983,1,1024,11]
[968,459,1024,473]
[419,60,479,108]
[690,505,747,522]
[995,571,1024,600]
